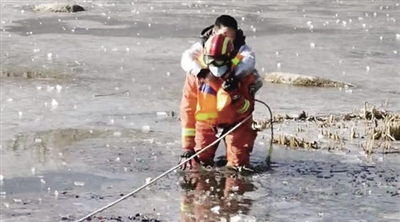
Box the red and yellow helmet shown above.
[203,34,235,77]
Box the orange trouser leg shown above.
[224,118,257,167]
[194,122,219,166]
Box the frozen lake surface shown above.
[1,0,400,221]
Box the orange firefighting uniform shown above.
[180,53,258,167]
[179,171,255,222]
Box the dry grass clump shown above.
[373,116,400,141]
[365,114,400,155]
[1,66,70,80]
[33,3,85,13]
[256,101,400,155]
[292,77,349,88]
[273,134,318,150]
[253,111,324,126]
[264,72,356,88]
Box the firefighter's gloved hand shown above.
[222,76,239,92]
[197,68,209,79]
[222,76,241,104]
[178,150,200,170]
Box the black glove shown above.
[222,76,239,92]
[197,69,209,79]
[222,76,241,104]
[178,150,200,170]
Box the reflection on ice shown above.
[179,170,258,222]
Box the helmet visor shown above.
[203,55,230,67]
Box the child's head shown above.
[212,15,238,41]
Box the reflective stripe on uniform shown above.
[231,53,244,66]
[195,112,218,121]
[237,99,250,114]
[182,127,195,137]
[231,56,241,66]
[221,37,231,55]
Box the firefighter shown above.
[178,33,262,171]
